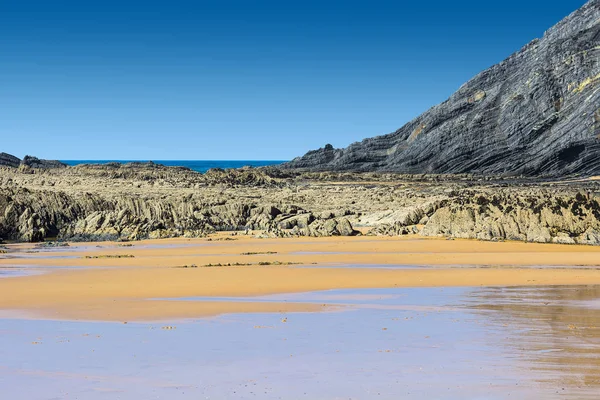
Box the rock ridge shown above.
[1,162,600,245]
[284,0,600,177]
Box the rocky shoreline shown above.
[1,161,599,245]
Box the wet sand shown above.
[2,286,600,399]
[1,235,600,321]
[2,235,600,398]
[4,234,600,269]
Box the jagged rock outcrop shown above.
[0,182,360,242]
[421,190,600,244]
[1,160,599,244]
[0,152,66,169]
[284,1,600,177]
[21,156,66,169]
[0,153,21,168]
[55,162,285,188]
[367,201,443,236]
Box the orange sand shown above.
[1,235,600,321]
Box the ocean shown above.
[61,160,286,173]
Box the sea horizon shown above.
[61,160,286,173]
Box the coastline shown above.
[2,162,600,245]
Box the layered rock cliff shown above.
[0,153,21,168]
[284,0,600,177]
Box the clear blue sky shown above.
[0,0,586,160]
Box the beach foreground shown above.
[2,234,600,321]
[2,234,600,399]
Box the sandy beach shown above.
[2,234,600,321]
[3,1,600,397]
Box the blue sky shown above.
[0,0,586,160]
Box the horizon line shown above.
[60,159,288,161]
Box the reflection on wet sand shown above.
[464,285,600,398]
[0,268,33,278]
[2,235,600,398]
[0,264,94,280]
[1,286,600,399]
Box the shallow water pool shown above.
[1,285,600,399]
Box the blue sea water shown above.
[61,160,286,173]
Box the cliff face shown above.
[284,1,600,177]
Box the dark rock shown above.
[0,152,67,169]
[0,153,21,168]
[35,241,69,248]
[21,156,67,169]
[283,1,600,177]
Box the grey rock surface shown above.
[0,153,21,168]
[21,156,67,169]
[284,1,600,177]
[0,152,66,169]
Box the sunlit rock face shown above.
[284,1,600,177]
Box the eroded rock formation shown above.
[284,1,600,177]
[421,190,600,245]
[0,163,362,242]
[1,162,599,244]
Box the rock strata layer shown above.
[0,153,21,168]
[284,1,600,177]
[421,190,600,245]
[0,163,361,242]
[1,162,600,245]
